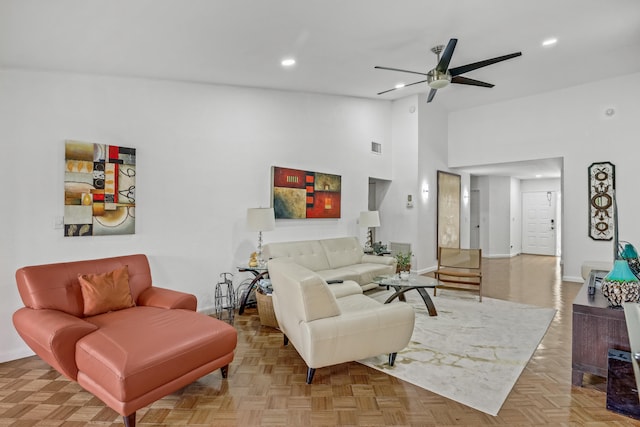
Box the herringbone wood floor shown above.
[2,255,640,426]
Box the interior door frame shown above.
[470,189,480,249]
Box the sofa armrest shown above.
[12,307,98,380]
[137,287,197,311]
[362,254,396,266]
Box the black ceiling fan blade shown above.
[374,65,429,77]
[377,87,398,95]
[402,79,428,88]
[377,79,428,95]
[435,38,458,73]
[449,52,522,76]
[451,76,494,88]
[427,88,438,103]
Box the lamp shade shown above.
[247,208,275,232]
[359,211,380,228]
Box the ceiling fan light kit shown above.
[427,70,451,89]
[375,38,522,103]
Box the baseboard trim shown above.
[484,253,518,259]
[0,348,34,364]
[416,266,436,275]
[198,305,216,316]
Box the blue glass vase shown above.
[601,259,640,307]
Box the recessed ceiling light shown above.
[535,174,542,178]
[281,58,296,67]
[542,38,558,47]
[395,83,406,89]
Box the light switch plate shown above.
[53,216,64,229]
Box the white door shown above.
[470,190,480,249]
[522,191,557,255]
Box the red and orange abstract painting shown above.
[272,166,341,219]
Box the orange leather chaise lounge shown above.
[12,254,237,427]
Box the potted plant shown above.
[395,251,412,279]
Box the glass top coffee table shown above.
[373,274,440,316]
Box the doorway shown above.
[470,189,480,249]
[522,191,559,256]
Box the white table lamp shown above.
[359,210,380,250]
[247,207,275,267]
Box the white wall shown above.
[376,94,471,274]
[377,95,419,265]
[521,178,561,193]
[471,175,512,257]
[415,96,470,272]
[449,72,640,281]
[0,69,393,362]
[377,93,471,274]
[510,178,521,256]
[488,176,512,257]
[417,98,446,272]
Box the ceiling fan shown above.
[375,38,522,103]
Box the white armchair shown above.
[267,258,415,383]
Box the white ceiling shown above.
[1,0,639,179]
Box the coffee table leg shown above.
[385,285,406,302]
[384,286,438,316]
[415,287,438,316]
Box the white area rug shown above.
[359,289,556,416]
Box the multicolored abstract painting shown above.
[64,140,136,236]
[272,166,341,219]
[437,170,461,250]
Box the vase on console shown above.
[601,259,640,307]
[601,189,640,307]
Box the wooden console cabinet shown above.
[572,279,631,386]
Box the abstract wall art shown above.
[271,166,341,219]
[437,170,461,250]
[588,161,615,240]
[64,140,136,236]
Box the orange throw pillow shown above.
[78,265,135,316]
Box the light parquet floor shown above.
[2,255,640,426]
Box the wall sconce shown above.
[422,185,429,200]
[463,190,469,204]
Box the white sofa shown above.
[581,260,612,280]
[267,257,415,383]
[263,236,396,292]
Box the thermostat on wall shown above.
[407,194,414,208]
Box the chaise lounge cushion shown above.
[326,280,363,298]
[78,265,136,316]
[77,306,236,405]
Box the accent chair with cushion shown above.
[12,254,237,427]
[267,257,415,383]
